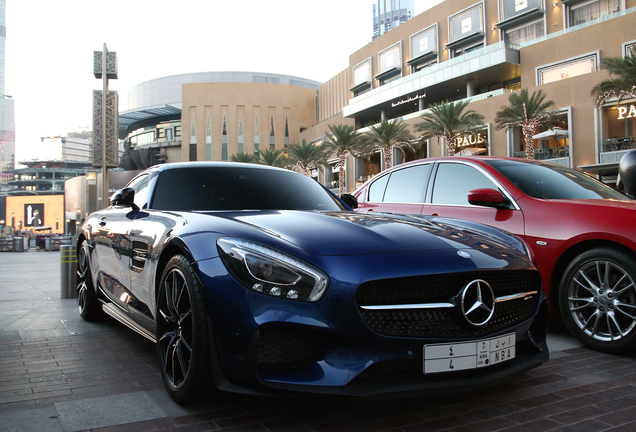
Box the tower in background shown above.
[372,0,415,39]
[0,0,15,185]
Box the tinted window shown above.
[150,167,344,211]
[432,163,499,205]
[383,164,430,203]
[489,160,629,200]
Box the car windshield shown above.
[487,159,629,200]
[150,166,345,211]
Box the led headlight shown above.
[217,238,328,302]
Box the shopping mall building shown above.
[118,0,636,192]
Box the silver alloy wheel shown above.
[158,267,193,389]
[567,259,636,342]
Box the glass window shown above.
[489,159,628,199]
[537,54,597,85]
[432,163,499,205]
[150,167,344,211]
[569,0,620,26]
[500,0,542,21]
[505,20,544,45]
[127,174,150,209]
[383,164,430,203]
[368,173,390,202]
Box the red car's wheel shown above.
[560,247,636,354]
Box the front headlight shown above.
[217,237,328,302]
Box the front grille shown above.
[357,270,540,338]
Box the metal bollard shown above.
[60,244,78,299]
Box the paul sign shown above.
[617,104,636,120]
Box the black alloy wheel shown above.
[560,247,636,354]
[77,240,103,321]
[156,255,211,404]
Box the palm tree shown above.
[323,124,360,195]
[494,88,559,160]
[358,119,414,170]
[414,100,485,156]
[230,152,259,163]
[591,47,636,108]
[286,139,327,177]
[258,148,286,167]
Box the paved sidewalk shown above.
[2,250,636,432]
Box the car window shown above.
[367,173,390,202]
[383,164,430,203]
[488,159,629,200]
[127,174,150,209]
[150,167,344,211]
[431,163,499,205]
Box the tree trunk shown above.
[523,124,536,160]
[447,137,457,156]
[338,154,346,195]
[383,147,392,170]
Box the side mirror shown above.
[110,188,139,211]
[467,188,511,209]
[340,193,359,209]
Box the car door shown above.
[357,162,431,215]
[91,204,135,310]
[422,161,525,238]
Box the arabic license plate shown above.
[423,333,516,374]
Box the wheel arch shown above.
[548,239,636,311]
[154,239,198,300]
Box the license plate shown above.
[424,333,516,374]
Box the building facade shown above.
[299,0,636,190]
[118,0,636,193]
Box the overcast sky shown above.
[6,0,443,162]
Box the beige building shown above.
[119,0,636,192]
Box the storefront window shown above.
[603,103,636,152]
[511,113,570,160]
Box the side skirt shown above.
[102,303,156,343]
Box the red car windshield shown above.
[487,160,629,200]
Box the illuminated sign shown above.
[457,132,487,148]
[617,105,636,120]
[24,204,44,227]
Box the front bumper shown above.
[196,249,549,397]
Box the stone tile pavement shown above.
[2,250,636,431]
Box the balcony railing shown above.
[602,136,636,153]
[512,146,570,160]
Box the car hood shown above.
[210,210,522,257]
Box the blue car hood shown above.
[214,210,517,256]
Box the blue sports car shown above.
[76,162,548,403]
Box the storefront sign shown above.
[617,104,636,120]
[457,132,487,148]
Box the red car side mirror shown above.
[467,188,511,209]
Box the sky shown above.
[6,0,443,162]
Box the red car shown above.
[352,156,636,354]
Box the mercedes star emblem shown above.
[460,279,496,326]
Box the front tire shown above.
[77,240,103,321]
[156,255,211,404]
[560,247,636,354]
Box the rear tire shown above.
[156,255,211,404]
[559,247,636,354]
[77,240,103,321]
